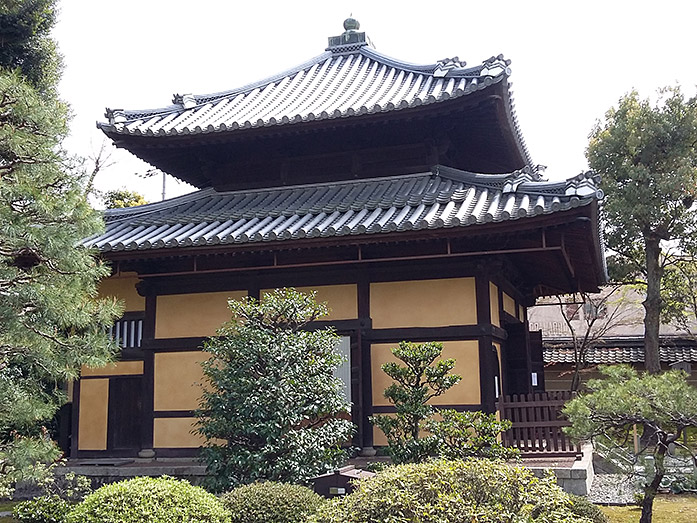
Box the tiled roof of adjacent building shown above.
[85,166,601,253]
[98,23,530,165]
[543,340,697,364]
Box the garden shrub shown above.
[13,470,93,523]
[427,409,520,461]
[370,341,461,464]
[568,494,609,523]
[196,289,354,491]
[45,471,93,502]
[221,481,325,523]
[66,476,230,523]
[13,495,71,523]
[308,459,596,523]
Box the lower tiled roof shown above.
[85,166,601,253]
[544,340,697,364]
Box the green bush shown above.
[427,409,520,461]
[12,470,93,523]
[308,459,596,523]
[196,289,354,491]
[44,471,93,502]
[66,476,230,523]
[370,341,461,464]
[568,494,609,523]
[221,481,325,523]
[13,495,71,523]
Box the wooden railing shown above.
[497,391,581,458]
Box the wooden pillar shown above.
[476,274,497,413]
[139,293,156,457]
[357,275,375,455]
[69,380,81,457]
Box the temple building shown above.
[73,19,606,459]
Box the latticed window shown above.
[108,312,144,349]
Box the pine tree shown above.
[0,0,120,494]
[587,87,697,373]
[565,366,697,523]
[196,289,354,492]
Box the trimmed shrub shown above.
[308,459,596,523]
[221,481,325,523]
[568,494,609,523]
[13,495,71,523]
[66,476,230,523]
[427,409,520,461]
[370,341,461,464]
[196,289,354,491]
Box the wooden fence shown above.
[497,391,581,458]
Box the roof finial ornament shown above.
[104,108,125,125]
[327,15,371,51]
[343,15,360,32]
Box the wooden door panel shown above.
[107,376,142,450]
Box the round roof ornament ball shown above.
[343,16,360,32]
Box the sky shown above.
[52,0,697,204]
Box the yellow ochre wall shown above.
[98,272,144,312]
[81,361,143,377]
[370,278,477,329]
[494,341,503,391]
[261,285,358,320]
[502,292,516,318]
[154,418,206,448]
[371,340,480,407]
[489,283,500,327]
[155,291,246,338]
[78,379,109,450]
[154,351,208,412]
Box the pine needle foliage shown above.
[196,288,355,492]
[564,366,697,523]
[370,341,462,463]
[587,86,697,373]
[0,0,120,496]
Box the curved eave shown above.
[102,80,532,190]
[98,74,509,138]
[94,204,605,296]
[97,46,530,166]
[86,169,601,255]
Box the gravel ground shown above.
[588,473,640,505]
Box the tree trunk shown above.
[640,446,666,523]
[570,358,582,391]
[643,235,662,374]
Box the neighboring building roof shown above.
[98,26,530,166]
[85,166,601,253]
[544,339,697,364]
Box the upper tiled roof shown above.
[544,341,697,364]
[85,166,601,253]
[98,37,529,163]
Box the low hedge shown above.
[221,481,325,523]
[13,495,71,523]
[308,459,598,523]
[66,476,230,523]
[568,494,609,523]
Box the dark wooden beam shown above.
[357,275,373,451]
[140,295,156,453]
